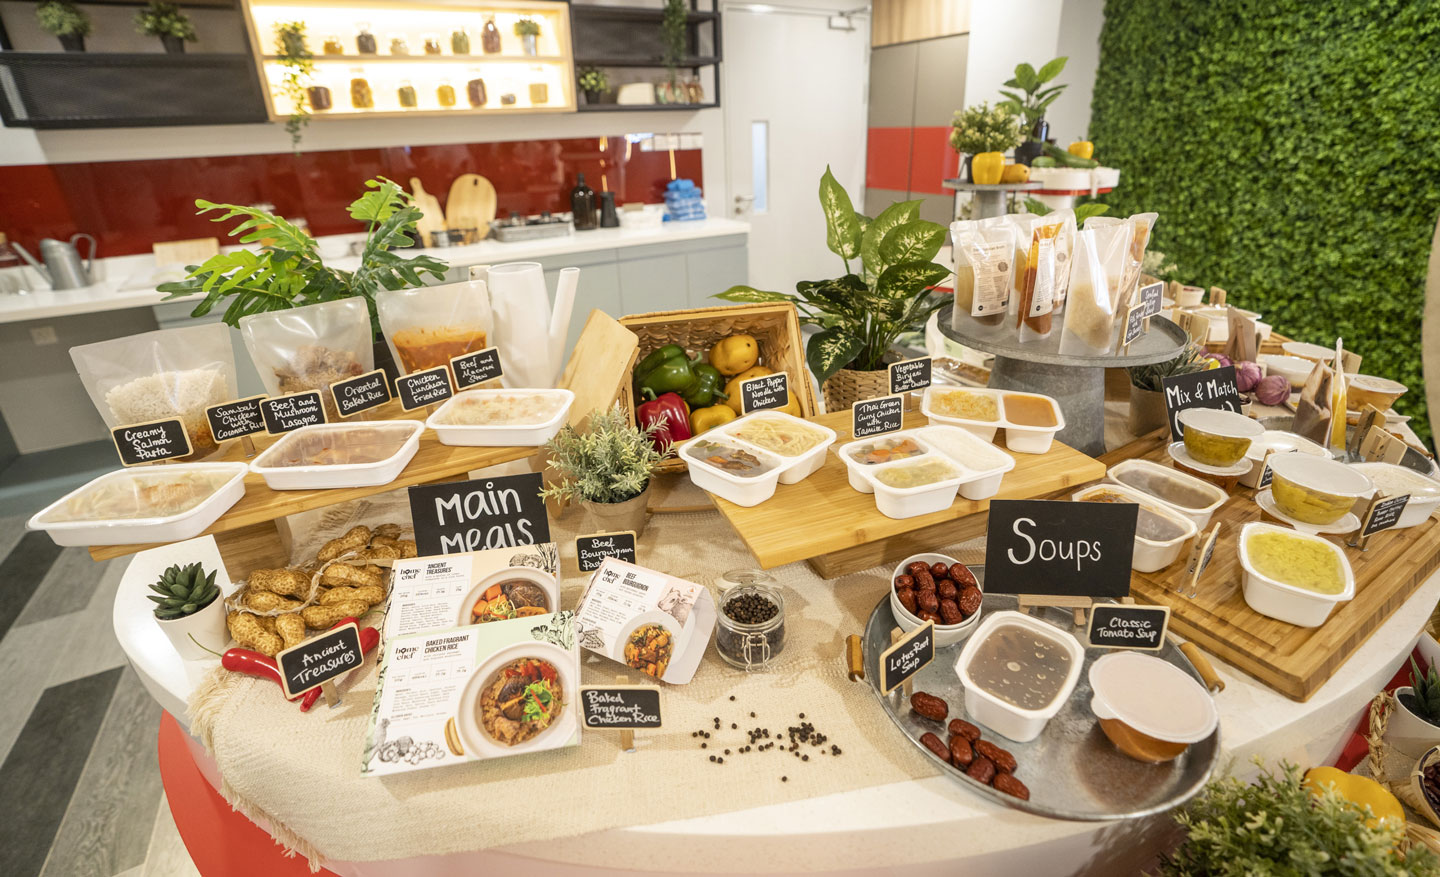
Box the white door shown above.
[723,4,870,293]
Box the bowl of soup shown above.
[1267,454,1374,525]
[1177,408,1263,467]
[1238,522,1355,627]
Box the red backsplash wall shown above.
[1,136,703,257]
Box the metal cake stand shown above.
[936,303,1187,456]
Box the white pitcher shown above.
[469,262,578,389]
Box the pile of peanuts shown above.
[226,523,416,656]
[910,691,1029,801]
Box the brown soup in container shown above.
[1003,394,1056,427]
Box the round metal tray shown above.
[862,568,1219,821]
[936,303,1188,368]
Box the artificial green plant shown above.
[539,404,664,504]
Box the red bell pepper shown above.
[637,390,692,453]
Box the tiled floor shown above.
[0,516,200,877]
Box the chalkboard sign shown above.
[1362,493,1410,538]
[575,531,637,572]
[1257,452,1276,489]
[1122,302,1147,348]
[261,391,326,435]
[1086,604,1170,651]
[206,395,266,444]
[276,621,364,699]
[331,369,391,418]
[408,471,551,555]
[739,372,790,414]
[982,499,1138,598]
[1139,281,1165,317]
[1161,365,1242,442]
[395,366,454,411]
[111,418,192,466]
[579,686,663,729]
[852,394,904,439]
[888,357,932,395]
[450,347,504,390]
[879,622,934,695]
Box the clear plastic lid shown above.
[1088,652,1217,744]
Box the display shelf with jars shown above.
[241,0,575,119]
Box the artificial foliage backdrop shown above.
[1090,0,1440,442]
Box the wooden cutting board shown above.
[410,177,445,248]
[446,173,497,239]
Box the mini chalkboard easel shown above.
[1017,594,1094,627]
[1181,522,1222,599]
[889,628,913,698]
[1348,492,1411,551]
[616,674,636,752]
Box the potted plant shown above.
[577,66,609,105]
[540,404,665,536]
[658,0,687,101]
[157,178,447,382]
[948,102,1024,181]
[148,561,227,659]
[1389,657,1440,759]
[272,21,315,149]
[998,56,1068,166]
[1126,342,1205,435]
[716,168,949,411]
[36,0,91,52]
[514,17,541,56]
[135,1,196,53]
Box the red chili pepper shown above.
[636,390,692,453]
[300,622,380,712]
[222,648,303,702]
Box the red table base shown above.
[158,711,341,877]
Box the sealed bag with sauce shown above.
[378,279,496,389]
[1005,214,1038,326]
[950,217,1014,329]
[1015,218,1064,343]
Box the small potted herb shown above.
[1388,657,1440,758]
[577,66,609,105]
[148,561,228,659]
[514,17,541,56]
[540,404,664,536]
[36,0,92,52]
[135,1,197,54]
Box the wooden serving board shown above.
[1107,430,1440,702]
[710,409,1107,577]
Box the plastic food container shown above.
[1347,375,1407,412]
[1351,462,1440,528]
[870,456,966,519]
[914,426,1015,500]
[1072,483,1197,573]
[1239,430,1329,488]
[678,436,785,507]
[1266,454,1374,525]
[1238,521,1355,627]
[999,393,1066,454]
[839,432,933,493]
[250,421,423,490]
[1105,458,1227,530]
[1088,652,1218,763]
[1177,408,1263,467]
[920,386,1004,441]
[837,427,1014,515]
[718,410,837,486]
[955,610,1084,742]
[27,462,249,547]
[1259,354,1317,389]
[888,553,983,647]
[426,388,573,447]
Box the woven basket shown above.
[620,302,817,473]
[822,367,891,413]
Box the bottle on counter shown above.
[481,17,501,53]
[437,79,457,107]
[466,75,487,107]
[322,34,344,55]
[389,35,410,55]
[355,23,376,54]
[397,80,418,108]
[307,85,333,111]
[571,173,598,231]
[349,68,373,108]
[599,191,620,228]
[423,34,442,54]
[451,28,470,54]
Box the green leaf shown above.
[876,261,950,300]
[878,220,946,268]
[796,275,867,320]
[195,199,317,256]
[713,285,796,303]
[1074,203,1111,225]
[805,327,865,387]
[817,166,862,261]
[1023,197,1053,216]
[1036,56,1068,83]
[1013,63,1039,91]
[860,200,921,278]
[348,176,411,224]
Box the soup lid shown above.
[1088,652,1217,744]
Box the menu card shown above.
[383,543,560,641]
[572,557,716,685]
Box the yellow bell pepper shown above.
[690,404,736,435]
[971,152,1005,185]
[1068,141,1095,160]
[777,391,802,417]
[709,334,759,377]
[723,365,772,414]
[1000,163,1031,184]
[1303,766,1405,829]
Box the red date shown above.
[913,569,935,591]
[966,755,996,784]
[918,610,942,624]
[894,573,915,589]
[920,732,950,763]
[910,691,949,721]
[949,563,977,587]
[958,586,983,616]
[974,740,1016,773]
[939,599,963,625]
[896,587,918,615]
[930,561,950,578]
[937,580,958,601]
[993,772,1030,800]
[948,719,981,741]
[907,561,929,576]
[948,734,974,767]
[916,590,940,614]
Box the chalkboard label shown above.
[111,418,192,466]
[579,686,662,729]
[407,471,551,556]
[1162,365,1242,442]
[450,347,504,390]
[1362,493,1410,538]
[261,391,326,435]
[852,394,904,439]
[1139,281,1165,317]
[1122,302,1147,348]
[331,369,391,418]
[739,372,790,414]
[879,622,934,695]
[276,621,364,699]
[888,358,932,395]
[1086,604,1170,651]
[982,499,1138,598]
[206,395,266,443]
[396,366,454,411]
[1257,451,1277,489]
[575,531,637,572]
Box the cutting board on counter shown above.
[410,177,446,247]
[447,174,497,239]
[1111,430,1440,701]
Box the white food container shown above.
[28,462,249,547]
[1088,652,1218,762]
[836,432,934,494]
[250,421,423,490]
[1259,354,1317,389]
[998,393,1066,455]
[1282,341,1342,365]
[837,427,1015,515]
[678,436,785,508]
[921,386,1066,454]
[1237,522,1355,627]
[955,610,1084,743]
[920,386,1005,441]
[1072,483,1197,573]
[888,552,983,647]
[914,426,1015,499]
[1350,462,1440,529]
[425,388,574,447]
[870,455,966,519]
[717,410,837,486]
[1239,430,1329,488]
[1105,458,1227,530]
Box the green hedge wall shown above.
[1090,0,1440,443]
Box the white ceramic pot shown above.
[156,596,228,660]
[1389,687,1440,759]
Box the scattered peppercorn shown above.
[709,755,716,762]
[717,757,724,764]
[729,696,736,701]
[782,776,788,782]
[724,749,730,755]
[701,743,707,748]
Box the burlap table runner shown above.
[189,492,972,868]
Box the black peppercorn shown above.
[701,743,707,748]
[781,776,788,782]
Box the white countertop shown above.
[0,217,749,325]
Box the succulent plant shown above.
[1410,656,1440,724]
[147,562,219,620]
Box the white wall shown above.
[962,0,1063,110]
[1046,0,1105,145]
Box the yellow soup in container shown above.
[1266,454,1374,525]
[1177,408,1263,467]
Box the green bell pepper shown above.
[680,363,729,408]
[634,344,686,386]
[638,350,698,396]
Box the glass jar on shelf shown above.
[450,28,470,55]
[306,85,333,111]
[322,34,343,55]
[423,34,442,55]
[389,35,410,55]
[714,570,786,672]
[466,72,487,107]
[481,16,501,53]
[436,80,457,107]
[349,68,373,109]
[529,82,548,104]
[397,80,418,108]
[355,23,376,54]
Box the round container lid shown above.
[1177,407,1264,439]
[1282,341,1338,361]
[1348,374,1406,394]
[1088,652,1217,744]
[1266,453,1374,498]
[1244,430,1328,462]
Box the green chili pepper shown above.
[681,363,729,408]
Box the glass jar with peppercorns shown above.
[715,570,785,671]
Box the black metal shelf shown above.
[570,7,719,23]
[7,0,235,6]
[577,101,718,112]
[574,55,718,68]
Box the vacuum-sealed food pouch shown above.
[1058,228,1118,356]
[378,279,495,387]
[950,219,1015,329]
[240,298,373,422]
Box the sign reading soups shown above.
[982,499,1138,598]
[408,472,551,555]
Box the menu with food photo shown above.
[383,543,560,640]
[362,612,579,777]
[572,557,716,684]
